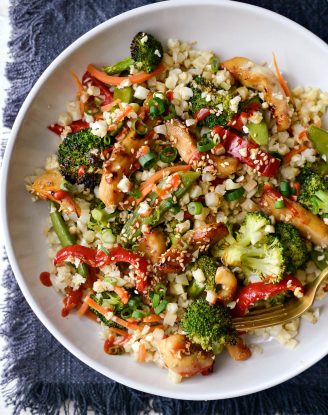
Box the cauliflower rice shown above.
[26,33,328,383]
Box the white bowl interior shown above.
[2,0,328,400]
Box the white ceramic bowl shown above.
[2,0,328,400]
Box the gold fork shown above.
[232,267,328,331]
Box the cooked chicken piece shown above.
[158,334,214,378]
[221,57,291,131]
[138,228,167,264]
[98,129,140,208]
[158,223,228,273]
[259,186,328,247]
[29,169,80,216]
[165,119,238,178]
[226,337,252,361]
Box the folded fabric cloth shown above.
[2,1,328,414]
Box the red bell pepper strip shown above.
[54,245,150,292]
[233,276,304,317]
[228,101,261,131]
[195,108,211,122]
[48,120,89,136]
[82,72,113,105]
[212,125,280,177]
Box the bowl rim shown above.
[1,0,328,400]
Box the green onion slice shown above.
[279,181,290,197]
[224,187,246,201]
[152,293,161,308]
[120,308,133,319]
[154,300,168,315]
[160,147,178,163]
[188,201,203,215]
[274,200,285,209]
[139,151,157,169]
[131,118,148,136]
[197,136,215,152]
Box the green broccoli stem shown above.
[187,280,205,299]
[50,202,89,277]
[103,57,134,75]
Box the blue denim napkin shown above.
[2,1,328,414]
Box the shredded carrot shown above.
[136,165,191,204]
[78,295,90,316]
[85,297,110,316]
[298,130,308,143]
[155,172,181,199]
[113,286,129,304]
[85,309,99,322]
[85,297,139,330]
[87,62,166,86]
[272,53,292,98]
[143,314,163,323]
[109,327,129,337]
[138,343,147,363]
[101,99,121,112]
[283,145,307,165]
[116,105,133,123]
[70,70,84,95]
[112,316,139,331]
[80,101,85,116]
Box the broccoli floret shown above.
[189,77,236,128]
[298,167,328,216]
[104,32,163,75]
[181,298,237,353]
[275,222,309,273]
[58,129,107,189]
[223,235,285,283]
[236,212,271,246]
[188,255,218,298]
[215,213,285,283]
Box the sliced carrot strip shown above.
[143,314,163,323]
[283,145,307,165]
[78,295,90,316]
[70,70,84,95]
[138,343,147,363]
[113,286,129,305]
[101,99,121,112]
[136,165,191,204]
[109,327,129,337]
[116,105,133,123]
[85,297,110,316]
[86,62,166,86]
[272,53,292,98]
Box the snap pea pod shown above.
[49,202,89,277]
[113,86,134,103]
[311,249,328,271]
[308,125,328,159]
[247,119,269,146]
[120,171,201,246]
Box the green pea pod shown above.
[120,171,201,246]
[50,202,89,277]
[113,86,134,103]
[247,120,269,146]
[308,125,328,159]
[311,249,328,271]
